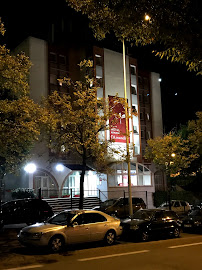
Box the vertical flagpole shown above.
[123,39,133,217]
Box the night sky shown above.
[1,0,201,133]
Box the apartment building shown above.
[3,36,164,207]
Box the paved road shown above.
[0,229,202,270]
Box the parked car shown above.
[121,209,181,242]
[0,198,53,229]
[18,209,123,252]
[182,209,202,232]
[93,197,146,218]
[158,200,191,215]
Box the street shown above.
[0,229,202,270]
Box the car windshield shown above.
[101,199,117,207]
[132,210,153,220]
[47,212,76,226]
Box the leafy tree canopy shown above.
[66,0,202,74]
[144,132,198,177]
[0,19,45,177]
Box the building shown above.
[2,36,164,208]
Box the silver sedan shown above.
[18,209,123,252]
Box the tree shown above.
[0,19,44,180]
[66,0,202,74]
[44,61,126,209]
[144,132,198,208]
[145,133,198,178]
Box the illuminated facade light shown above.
[24,163,37,173]
[56,164,64,172]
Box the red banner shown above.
[109,96,130,143]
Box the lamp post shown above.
[122,39,133,217]
[165,153,176,210]
[121,14,152,217]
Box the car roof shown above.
[138,209,175,213]
[59,209,108,214]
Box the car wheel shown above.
[104,230,116,245]
[140,230,149,242]
[48,235,65,253]
[173,227,180,238]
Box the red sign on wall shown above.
[109,96,130,143]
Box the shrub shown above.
[11,188,36,199]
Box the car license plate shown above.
[184,224,192,227]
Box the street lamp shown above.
[24,163,37,173]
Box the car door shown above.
[67,213,91,244]
[86,213,108,242]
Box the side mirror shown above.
[72,222,78,227]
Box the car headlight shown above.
[130,224,139,230]
[31,232,43,239]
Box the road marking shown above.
[78,250,150,261]
[3,265,43,270]
[169,242,202,249]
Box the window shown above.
[139,93,143,102]
[130,65,136,75]
[50,52,57,62]
[146,113,150,121]
[140,112,144,120]
[173,201,180,207]
[74,213,106,224]
[95,54,102,66]
[50,74,57,85]
[96,76,103,87]
[50,213,68,225]
[108,162,151,187]
[141,130,145,139]
[59,55,66,65]
[146,131,151,140]
[131,85,137,95]
[133,126,138,133]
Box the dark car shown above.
[0,198,53,229]
[121,209,181,242]
[93,197,146,219]
[182,209,202,232]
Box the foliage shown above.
[188,112,202,156]
[11,188,36,199]
[44,61,126,208]
[0,20,44,178]
[144,132,198,177]
[177,112,202,176]
[66,0,202,74]
[153,190,196,207]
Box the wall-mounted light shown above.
[158,78,162,82]
[56,164,64,172]
[24,163,37,173]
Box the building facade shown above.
[3,37,164,208]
